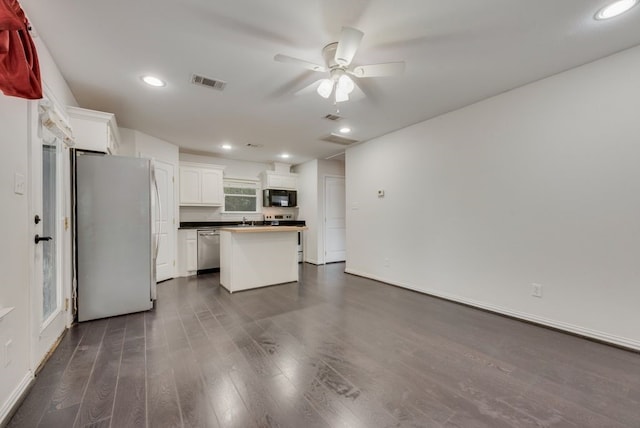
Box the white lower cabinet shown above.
[177,229,198,276]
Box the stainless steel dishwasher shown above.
[197,229,220,273]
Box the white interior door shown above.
[149,158,175,281]
[30,104,66,369]
[324,176,346,263]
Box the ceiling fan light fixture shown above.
[337,74,355,95]
[595,0,638,19]
[317,79,334,98]
[335,89,349,103]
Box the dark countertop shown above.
[179,220,306,229]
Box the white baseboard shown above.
[0,371,34,426]
[304,259,323,265]
[345,268,640,352]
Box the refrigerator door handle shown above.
[152,163,161,261]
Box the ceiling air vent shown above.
[320,133,359,146]
[246,143,264,148]
[191,74,227,91]
[323,113,342,121]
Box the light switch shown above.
[14,173,25,195]
[377,189,385,198]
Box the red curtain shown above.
[0,0,42,99]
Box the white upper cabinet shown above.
[67,106,120,154]
[200,169,223,204]
[179,162,225,206]
[179,166,201,205]
[261,171,298,190]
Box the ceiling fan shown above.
[274,27,405,103]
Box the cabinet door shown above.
[186,238,197,272]
[201,168,223,205]
[180,167,201,204]
[280,175,298,190]
[265,172,297,190]
[268,174,286,189]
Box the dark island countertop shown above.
[179,220,305,229]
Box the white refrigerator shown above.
[75,152,158,322]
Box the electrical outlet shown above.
[4,339,12,367]
[532,283,543,298]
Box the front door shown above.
[30,102,66,369]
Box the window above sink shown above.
[222,178,260,213]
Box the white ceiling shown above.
[21,0,640,164]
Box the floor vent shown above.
[191,74,227,91]
[323,113,342,121]
[320,133,359,146]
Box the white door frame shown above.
[323,175,346,264]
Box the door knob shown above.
[34,214,41,224]
[34,234,52,244]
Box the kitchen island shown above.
[219,226,307,293]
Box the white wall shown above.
[118,128,179,163]
[0,96,31,421]
[179,152,268,179]
[293,159,344,264]
[294,160,319,263]
[346,45,640,350]
[117,127,136,156]
[0,32,78,421]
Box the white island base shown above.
[219,226,305,293]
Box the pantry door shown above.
[139,152,175,282]
[324,176,346,263]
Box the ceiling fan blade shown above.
[334,27,364,66]
[349,79,367,101]
[274,54,326,72]
[267,71,318,100]
[294,79,324,96]
[350,62,405,78]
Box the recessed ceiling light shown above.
[280,153,290,159]
[141,75,166,87]
[339,127,351,134]
[595,0,638,20]
[221,143,232,150]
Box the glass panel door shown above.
[42,144,58,321]
[30,100,67,370]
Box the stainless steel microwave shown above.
[263,189,297,207]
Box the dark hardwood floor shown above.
[7,263,640,427]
